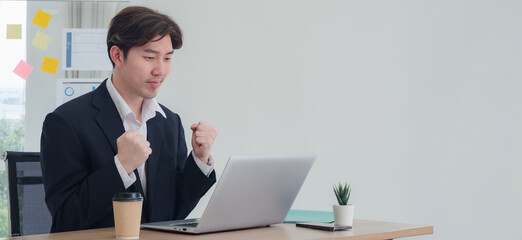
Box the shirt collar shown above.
[106,76,166,123]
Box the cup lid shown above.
[112,192,143,201]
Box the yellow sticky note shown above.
[32,10,52,29]
[41,56,59,74]
[32,31,51,50]
[6,24,22,39]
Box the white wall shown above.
[146,0,522,239]
[24,0,522,239]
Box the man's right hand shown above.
[116,130,152,174]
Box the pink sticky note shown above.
[13,60,34,80]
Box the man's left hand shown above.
[190,121,217,164]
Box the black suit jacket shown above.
[40,80,215,233]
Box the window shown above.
[0,1,27,236]
[1,1,126,236]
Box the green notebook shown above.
[284,209,334,223]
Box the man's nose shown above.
[152,61,166,76]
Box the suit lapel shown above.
[145,112,163,218]
[92,80,125,154]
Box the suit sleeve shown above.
[40,112,125,232]
[172,114,216,219]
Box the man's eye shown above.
[165,58,171,61]
[145,56,154,60]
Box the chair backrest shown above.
[2,151,51,236]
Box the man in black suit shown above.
[40,6,217,233]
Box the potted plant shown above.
[333,182,354,227]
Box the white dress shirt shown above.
[106,77,214,196]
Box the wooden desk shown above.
[4,219,433,240]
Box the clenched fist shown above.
[116,130,152,174]
[190,122,217,164]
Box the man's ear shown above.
[109,45,124,68]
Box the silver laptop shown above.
[141,153,316,234]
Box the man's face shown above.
[117,35,173,100]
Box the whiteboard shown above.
[56,78,103,107]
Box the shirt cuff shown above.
[192,151,214,177]
[114,155,137,189]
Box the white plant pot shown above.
[333,204,354,227]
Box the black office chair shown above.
[2,151,51,236]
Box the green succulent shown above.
[333,182,351,205]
